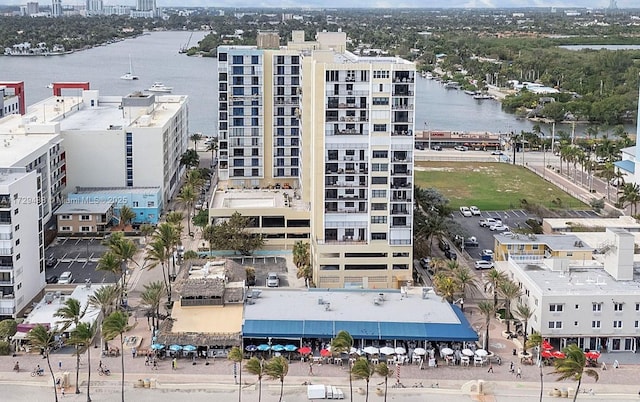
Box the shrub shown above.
[0,341,11,355]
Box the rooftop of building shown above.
[494,232,592,250]
[54,199,113,215]
[211,184,309,212]
[0,113,62,167]
[242,287,477,341]
[544,215,640,231]
[14,283,109,339]
[0,168,30,186]
[507,258,640,297]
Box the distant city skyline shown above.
[0,1,637,9]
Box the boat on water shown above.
[444,81,461,90]
[464,90,477,96]
[147,82,173,93]
[473,93,494,100]
[120,55,139,80]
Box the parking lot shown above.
[45,237,117,285]
[227,256,289,288]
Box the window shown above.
[548,321,562,329]
[614,303,624,312]
[593,303,602,312]
[635,321,639,328]
[14,224,19,231]
[592,320,601,328]
[232,55,243,64]
[251,55,259,64]
[372,190,386,198]
[80,215,91,221]
[575,304,579,309]
[372,151,388,159]
[371,216,387,224]
[371,203,387,211]
[60,215,71,220]
[549,304,563,312]
[372,97,389,105]
[636,303,640,311]
[372,177,387,184]
[147,201,155,207]
[371,233,387,240]
[373,124,387,132]
[60,226,72,232]
[81,226,91,232]
[14,208,18,214]
[373,70,389,79]
[613,320,623,328]
[132,201,139,207]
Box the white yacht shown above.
[147,82,173,93]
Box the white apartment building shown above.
[0,169,45,318]
[215,31,415,289]
[56,90,188,207]
[502,228,640,353]
[0,87,21,118]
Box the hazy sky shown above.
[0,1,637,8]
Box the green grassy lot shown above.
[414,161,588,210]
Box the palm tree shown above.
[107,236,138,307]
[498,280,522,334]
[618,182,640,215]
[245,357,265,402]
[102,311,133,402]
[140,281,165,332]
[205,140,218,165]
[118,205,136,228]
[139,223,156,242]
[202,224,216,254]
[55,298,86,394]
[597,161,616,201]
[190,132,202,151]
[374,362,393,402]
[292,241,312,286]
[166,211,185,239]
[553,344,599,402]
[145,239,171,298]
[477,300,496,351]
[331,330,354,400]
[150,222,179,300]
[228,346,244,402]
[514,303,533,350]
[27,324,59,402]
[88,284,118,352]
[432,274,457,303]
[351,357,375,402]
[69,322,97,402]
[179,149,199,169]
[451,265,479,303]
[97,251,123,285]
[527,332,544,402]
[264,356,289,402]
[177,184,197,235]
[485,268,507,307]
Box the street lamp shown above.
[424,121,431,151]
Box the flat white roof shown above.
[212,186,309,211]
[545,216,640,231]
[0,114,61,167]
[244,287,461,324]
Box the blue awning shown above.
[614,160,635,174]
[335,321,380,340]
[243,320,303,338]
[303,320,335,338]
[379,322,427,340]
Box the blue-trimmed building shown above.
[242,288,477,346]
[66,186,162,224]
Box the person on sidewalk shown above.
[487,363,493,373]
[172,357,177,370]
[308,361,314,376]
[516,367,522,378]
[509,361,514,373]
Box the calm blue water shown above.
[0,32,635,136]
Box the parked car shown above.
[444,249,457,260]
[479,218,501,227]
[475,260,495,270]
[266,272,280,287]
[46,275,58,284]
[491,150,503,155]
[469,206,481,216]
[480,249,494,259]
[45,255,58,268]
[438,238,450,252]
[454,145,468,151]
[459,206,472,217]
[464,237,479,247]
[414,143,424,150]
[419,258,431,268]
[57,271,74,284]
[489,224,510,231]
[431,145,442,151]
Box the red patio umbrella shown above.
[541,350,553,358]
[542,340,553,351]
[298,346,312,355]
[320,348,332,357]
[585,351,600,360]
[552,351,566,359]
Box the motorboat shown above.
[147,82,173,93]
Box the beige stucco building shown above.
[214,31,415,289]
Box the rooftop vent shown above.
[324,302,331,311]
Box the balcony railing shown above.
[391,130,413,136]
[392,91,414,96]
[391,170,412,176]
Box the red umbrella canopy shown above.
[552,351,566,359]
[298,346,312,355]
[320,348,332,357]
[542,340,553,350]
[541,350,553,358]
[585,351,601,360]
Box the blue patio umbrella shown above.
[271,344,285,352]
[169,344,183,352]
[151,343,165,351]
[245,345,258,352]
[183,345,197,352]
[284,344,297,352]
[257,344,271,351]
